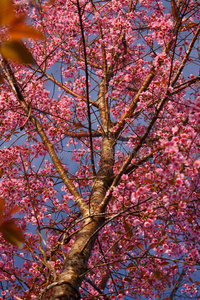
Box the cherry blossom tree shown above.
[0,0,200,299]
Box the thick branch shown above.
[31,66,99,108]
[124,151,155,175]
[67,49,101,70]
[114,17,187,138]
[1,61,88,217]
[114,66,156,137]
[171,23,200,87]
[103,22,200,211]
[172,75,200,95]
[84,277,110,300]
[99,23,200,211]
[51,85,115,299]
[99,92,169,211]
[64,130,101,138]
[167,269,186,300]
[98,241,119,292]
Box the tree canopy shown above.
[0,0,199,299]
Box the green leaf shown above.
[0,40,35,65]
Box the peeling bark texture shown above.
[51,78,115,299]
[51,133,115,299]
[90,136,115,209]
[50,218,104,300]
[51,253,85,300]
[50,176,113,299]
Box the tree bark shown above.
[51,78,115,299]
[51,137,115,299]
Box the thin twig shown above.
[0,60,88,217]
[76,0,96,177]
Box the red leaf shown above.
[7,206,20,217]
[149,243,157,249]
[0,197,5,218]
[135,243,144,251]
[0,40,35,65]
[8,15,44,40]
[123,221,133,238]
[0,220,25,248]
[160,261,169,266]
[154,270,160,280]
[144,178,154,184]
[126,263,135,269]
[0,0,15,26]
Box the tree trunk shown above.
[51,133,115,299]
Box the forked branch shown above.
[0,60,88,217]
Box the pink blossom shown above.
[0,1,199,299]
